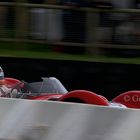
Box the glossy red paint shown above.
[112,90,140,109]
[59,90,110,106]
[5,77,24,87]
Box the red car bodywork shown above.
[4,77,140,109]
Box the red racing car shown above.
[3,77,140,109]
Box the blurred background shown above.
[1,0,140,99]
[0,0,140,57]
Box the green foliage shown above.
[0,42,140,64]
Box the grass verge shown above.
[0,42,140,64]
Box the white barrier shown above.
[0,98,139,140]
